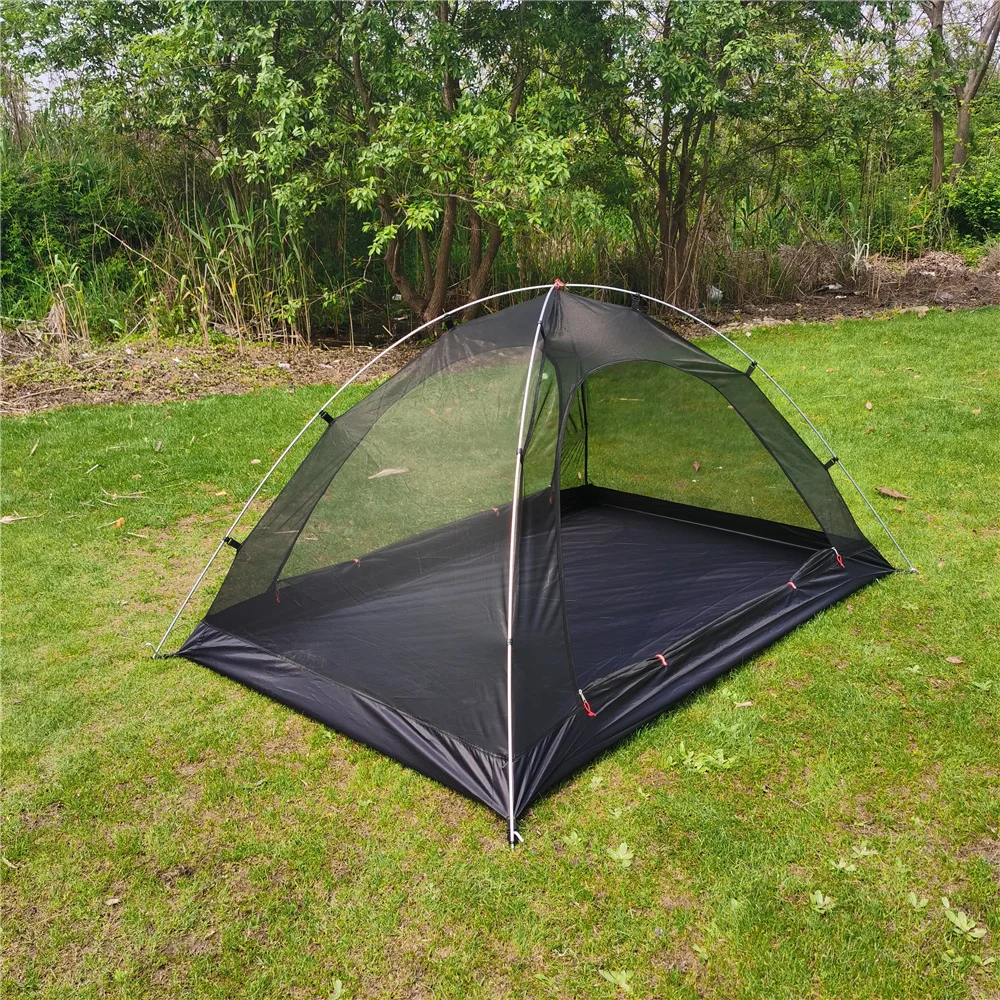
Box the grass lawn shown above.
[3,306,998,999]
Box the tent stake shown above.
[564,284,917,574]
[152,284,556,658]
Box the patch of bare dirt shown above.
[0,332,418,416]
[967,837,1000,886]
[4,251,998,416]
[704,249,1000,332]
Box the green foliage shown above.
[606,842,635,869]
[3,0,1000,331]
[597,968,633,993]
[951,166,1000,235]
[0,134,160,317]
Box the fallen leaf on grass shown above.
[972,408,981,415]
[105,897,121,906]
[692,461,701,471]
[864,426,874,434]
[734,700,754,708]
[865,401,873,410]
[0,513,41,524]
[111,518,125,529]
[945,656,963,665]
[876,487,911,500]
[214,491,227,496]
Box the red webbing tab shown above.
[578,689,596,717]
[833,548,845,569]
[787,580,797,590]
[553,279,566,289]
[655,653,667,667]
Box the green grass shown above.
[3,307,999,999]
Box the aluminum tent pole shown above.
[153,284,555,658]
[563,283,916,573]
[503,281,560,846]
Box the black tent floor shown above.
[560,502,810,688]
[204,493,821,717]
[181,491,890,819]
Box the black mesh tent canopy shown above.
[162,283,907,843]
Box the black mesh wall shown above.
[199,297,554,756]
[580,361,821,530]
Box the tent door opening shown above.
[552,361,830,689]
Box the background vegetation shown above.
[2,0,1000,346]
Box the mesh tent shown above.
[173,286,897,842]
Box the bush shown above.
[951,167,1000,236]
[0,138,161,318]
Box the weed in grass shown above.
[597,968,633,993]
[607,843,635,869]
[829,858,858,873]
[941,898,988,941]
[810,890,837,915]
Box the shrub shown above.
[0,139,161,318]
[951,167,1000,236]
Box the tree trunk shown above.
[950,100,972,181]
[469,208,482,282]
[424,194,458,322]
[417,230,433,299]
[923,0,946,190]
[655,10,672,301]
[380,195,427,317]
[950,2,1000,182]
[462,221,502,321]
[931,109,944,191]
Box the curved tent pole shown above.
[504,281,560,847]
[152,284,555,658]
[564,283,917,574]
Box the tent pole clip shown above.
[823,455,838,470]
[744,360,758,377]
[223,536,242,551]
[319,410,335,425]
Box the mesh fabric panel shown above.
[581,361,821,530]
[280,351,530,581]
